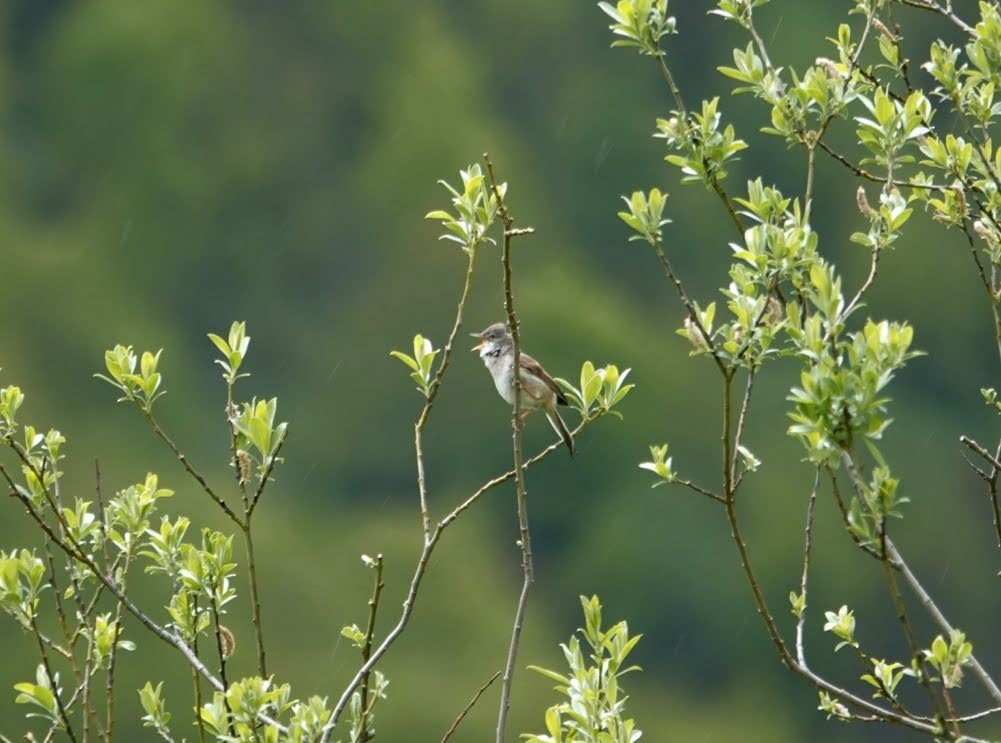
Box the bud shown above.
[871,18,896,42]
[856,186,876,219]
[236,449,252,485]
[766,296,784,324]
[815,57,842,79]
[218,625,236,659]
[954,186,967,215]
[684,316,709,352]
[974,219,993,242]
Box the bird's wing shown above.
[519,352,569,406]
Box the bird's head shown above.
[470,322,510,352]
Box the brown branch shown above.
[893,0,974,34]
[105,550,134,743]
[139,409,242,526]
[318,422,591,740]
[650,236,728,375]
[795,470,820,667]
[31,614,79,743]
[1,466,288,735]
[730,370,757,490]
[414,249,479,542]
[441,670,501,743]
[675,479,726,504]
[840,452,1001,707]
[241,524,268,678]
[357,555,385,742]
[485,151,536,743]
[248,427,287,517]
[843,243,882,321]
[960,435,1001,556]
[816,141,946,192]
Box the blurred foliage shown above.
[0,0,999,740]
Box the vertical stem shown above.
[415,250,478,542]
[878,544,953,736]
[105,551,132,743]
[805,145,817,205]
[191,633,208,743]
[32,615,80,743]
[241,524,268,678]
[795,471,820,667]
[485,153,535,743]
[357,556,385,742]
[209,598,236,739]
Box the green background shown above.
[0,0,998,740]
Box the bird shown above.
[470,322,574,456]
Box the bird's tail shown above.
[546,409,575,457]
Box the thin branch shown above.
[1,468,288,735]
[318,426,585,739]
[656,55,687,118]
[806,144,818,206]
[730,370,757,490]
[189,662,207,743]
[485,151,536,743]
[958,223,995,303]
[241,525,268,678]
[31,614,79,743]
[960,435,1001,556]
[442,421,589,530]
[877,523,952,735]
[893,0,974,34]
[105,549,134,743]
[925,706,1001,723]
[816,141,947,191]
[888,537,1001,706]
[795,470,820,667]
[716,474,939,732]
[357,555,385,742]
[843,243,882,320]
[248,428,288,517]
[675,479,725,504]
[441,671,501,743]
[651,235,728,375]
[841,453,1001,706]
[414,249,479,542]
[140,410,242,526]
[961,435,1001,471]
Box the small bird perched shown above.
[471,322,574,456]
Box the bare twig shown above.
[816,142,946,192]
[357,555,385,742]
[841,453,1001,707]
[140,410,241,526]
[651,235,728,374]
[676,479,725,504]
[30,614,79,743]
[248,428,288,517]
[730,370,757,490]
[795,470,820,667]
[105,550,134,743]
[318,425,586,739]
[893,0,974,34]
[888,537,1001,706]
[441,670,502,743]
[843,243,882,321]
[1,466,289,735]
[414,247,480,543]
[959,435,1001,557]
[484,152,536,743]
[240,524,268,678]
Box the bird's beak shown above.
[470,332,484,351]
